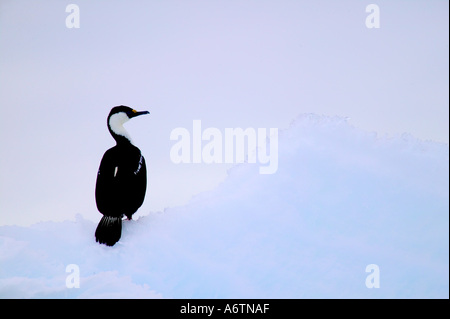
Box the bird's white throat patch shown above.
[109,112,132,142]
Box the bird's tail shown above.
[95,216,122,246]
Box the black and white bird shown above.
[95,105,149,246]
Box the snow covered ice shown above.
[0,114,448,298]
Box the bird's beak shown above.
[131,110,150,117]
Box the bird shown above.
[95,105,149,246]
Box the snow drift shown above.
[1,114,448,298]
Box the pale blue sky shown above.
[0,0,448,226]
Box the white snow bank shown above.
[1,114,448,298]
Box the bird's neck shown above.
[111,132,133,145]
[108,114,133,145]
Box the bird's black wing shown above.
[122,149,147,219]
[95,147,122,217]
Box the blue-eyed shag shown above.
[95,105,149,246]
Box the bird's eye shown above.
[132,109,137,113]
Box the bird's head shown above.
[107,105,149,144]
[109,105,150,122]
